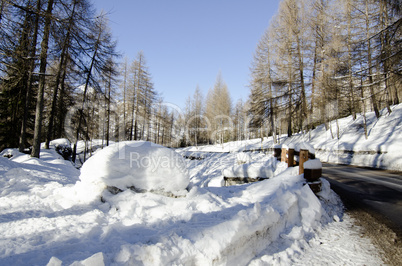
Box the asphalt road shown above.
[322,163,402,236]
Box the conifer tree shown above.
[31,0,54,158]
[205,72,232,144]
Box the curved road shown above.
[322,163,402,236]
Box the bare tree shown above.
[19,0,41,152]
[45,0,80,149]
[71,12,117,162]
[205,72,232,144]
[31,0,54,158]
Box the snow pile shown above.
[45,138,71,148]
[222,155,277,179]
[110,174,323,265]
[78,141,189,198]
[304,159,322,170]
[1,148,22,158]
[236,152,252,164]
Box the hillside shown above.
[183,104,402,172]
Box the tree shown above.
[0,0,126,156]
[71,12,117,162]
[45,0,80,149]
[192,86,204,145]
[233,99,246,141]
[103,57,118,146]
[19,0,41,152]
[31,0,55,158]
[127,51,155,141]
[185,86,205,146]
[120,56,129,140]
[0,0,45,151]
[205,72,232,144]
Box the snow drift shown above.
[222,156,277,178]
[79,141,190,197]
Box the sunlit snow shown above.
[1,105,397,265]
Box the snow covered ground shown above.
[0,139,385,265]
[183,103,402,172]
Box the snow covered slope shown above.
[0,144,384,265]
[182,104,402,171]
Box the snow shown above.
[181,103,402,171]
[0,140,385,265]
[236,152,252,164]
[78,141,189,199]
[304,159,322,170]
[222,155,277,178]
[296,142,316,154]
[45,138,71,148]
[2,105,399,265]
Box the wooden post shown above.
[304,168,322,182]
[299,149,309,174]
[288,148,294,167]
[281,147,287,163]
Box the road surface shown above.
[322,163,402,236]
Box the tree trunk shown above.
[56,68,67,138]
[123,58,128,140]
[287,52,293,138]
[45,0,77,149]
[106,75,111,146]
[311,41,318,116]
[72,34,100,162]
[364,1,380,118]
[31,0,54,158]
[19,0,41,152]
[380,0,392,114]
[346,0,357,120]
[296,35,307,130]
[361,75,368,139]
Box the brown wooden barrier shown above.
[277,146,322,194]
[299,149,309,175]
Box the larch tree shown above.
[19,0,42,152]
[247,0,401,143]
[205,72,232,144]
[0,0,43,151]
[45,0,80,149]
[186,86,205,146]
[71,12,117,162]
[233,99,246,142]
[31,0,55,158]
[128,51,155,141]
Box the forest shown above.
[0,0,401,159]
[248,0,401,143]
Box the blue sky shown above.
[92,0,280,110]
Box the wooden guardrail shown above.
[275,145,322,193]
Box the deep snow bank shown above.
[111,174,331,265]
[79,141,190,198]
